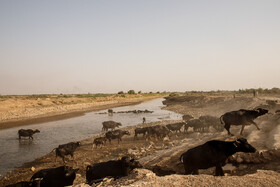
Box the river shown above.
[0,98,181,176]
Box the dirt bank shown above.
[0,94,163,130]
[1,94,280,186]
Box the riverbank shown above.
[0,94,165,130]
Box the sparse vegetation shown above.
[169,92,179,97]
[128,90,136,94]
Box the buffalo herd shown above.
[9,106,271,186]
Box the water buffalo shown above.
[220,108,268,135]
[184,119,204,133]
[18,129,40,140]
[102,121,122,132]
[30,166,78,187]
[147,125,170,140]
[180,138,256,176]
[166,122,185,133]
[199,115,223,132]
[92,137,107,149]
[108,109,113,116]
[182,114,194,122]
[54,142,80,163]
[5,179,41,187]
[105,130,130,144]
[86,156,142,185]
[134,127,148,140]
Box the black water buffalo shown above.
[199,115,223,132]
[54,142,80,163]
[92,137,107,149]
[180,138,256,176]
[184,119,204,132]
[134,127,148,140]
[5,180,41,187]
[220,108,268,135]
[166,122,185,133]
[102,121,122,132]
[108,109,113,116]
[30,166,78,187]
[182,114,194,122]
[18,129,40,140]
[147,125,170,140]
[105,130,130,144]
[86,156,142,185]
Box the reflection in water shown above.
[18,139,35,147]
[0,98,181,175]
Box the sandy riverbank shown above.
[0,94,164,130]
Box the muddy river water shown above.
[0,98,182,176]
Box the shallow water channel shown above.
[0,98,181,176]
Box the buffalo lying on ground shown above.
[5,179,41,187]
[92,137,107,149]
[30,166,78,187]
[220,108,268,135]
[180,138,256,176]
[18,129,40,140]
[105,130,130,144]
[102,121,122,132]
[86,156,142,185]
[54,142,80,163]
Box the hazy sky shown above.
[1,0,280,95]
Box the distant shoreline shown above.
[0,97,159,130]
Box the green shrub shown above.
[128,90,136,94]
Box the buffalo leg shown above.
[215,165,224,176]
[240,124,245,135]
[184,167,194,175]
[192,169,199,175]
[118,138,122,144]
[251,121,260,130]
[71,153,74,161]
[224,124,233,136]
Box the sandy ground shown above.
[1,94,280,186]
